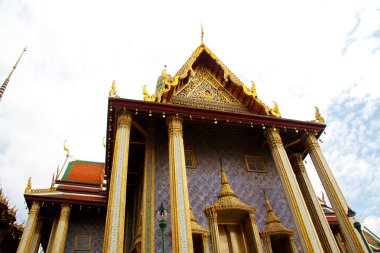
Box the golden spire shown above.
[0,47,27,102]
[201,24,204,45]
[219,158,238,198]
[264,191,282,224]
[63,139,70,157]
[315,106,325,124]
[25,177,32,193]
[109,80,118,97]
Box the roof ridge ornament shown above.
[315,106,325,124]
[64,139,70,157]
[143,85,156,102]
[109,80,119,98]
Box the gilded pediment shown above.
[175,66,240,104]
[170,66,247,112]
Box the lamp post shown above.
[347,207,373,253]
[157,202,168,253]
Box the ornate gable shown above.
[142,44,281,117]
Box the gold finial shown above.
[25,177,32,193]
[250,81,257,98]
[103,136,106,148]
[201,24,204,45]
[315,106,325,124]
[109,80,118,97]
[63,139,70,157]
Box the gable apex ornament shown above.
[108,80,119,97]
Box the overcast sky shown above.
[0,0,379,235]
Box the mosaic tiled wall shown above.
[154,126,172,253]
[154,123,302,252]
[64,210,106,252]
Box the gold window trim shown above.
[74,234,92,251]
[185,150,196,169]
[244,155,267,173]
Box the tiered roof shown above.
[24,158,107,206]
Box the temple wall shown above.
[63,210,106,252]
[154,123,302,252]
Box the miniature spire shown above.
[315,106,325,124]
[63,139,70,157]
[264,191,281,224]
[219,158,238,198]
[0,47,27,102]
[201,24,204,45]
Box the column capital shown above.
[166,115,183,136]
[303,132,319,150]
[206,210,218,222]
[289,153,306,173]
[29,201,41,214]
[117,109,133,129]
[264,128,283,150]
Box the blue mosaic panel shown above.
[64,210,106,252]
[153,124,303,252]
[183,125,302,252]
[154,130,172,253]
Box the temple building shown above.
[17,35,375,253]
[0,187,23,253]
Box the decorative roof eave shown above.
[109,97,326,131]
[149,44,279,117]
[24,192,107,207]
[190,207,209,236]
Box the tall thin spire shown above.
[201,24,204,45]
[0,47,27,102]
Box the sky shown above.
[0,0,379,236]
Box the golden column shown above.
[262,236,273,253]
[51,204,71,253]
[141,128,155,252]
[46,216,59,253]
[304,132,367,252]
[17,201,40,253]
[264,128,323,252]
[29,220,43,253]
[290,153,340,253]
[103,110,133,253]
[206,211,220,253]
[201,234,210,253]
[167,115,194,253]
